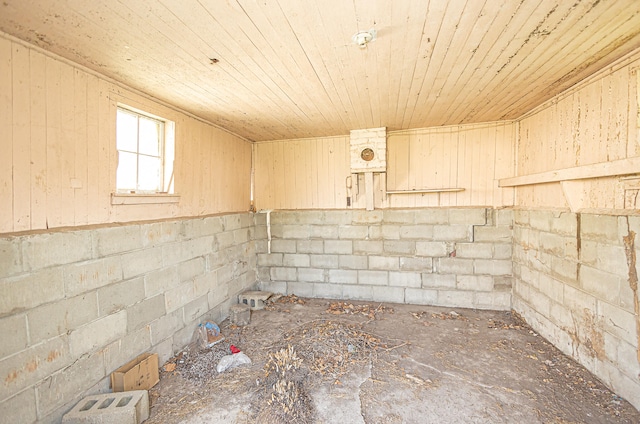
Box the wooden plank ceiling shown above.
[1,0,640,142]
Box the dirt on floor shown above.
[146,296,640,424]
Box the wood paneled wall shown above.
[0,35,251,234]
[254,122,515,210]
[515,52,640,210]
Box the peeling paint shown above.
[622,226,640,363]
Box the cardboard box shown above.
[110,353,159,392]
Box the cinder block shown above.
[215,232,235,250]
[310,225,339,239]
[283,254,310,267]
[381,225,401,240]
[338,255,368,270]
[383,240,415,255]
[353,240,383,255]
[144,266,179,298]
[0,267,65,316]
[281,225,311,239]
[313,283,343,298]
[437,290,475,308]
[416,241,447,257]
[448,208,486,225]
[473,226,512,242]
[369,256,399,270]
[310,254,339,268]
[358,270,388,286]
[258,280,287,294]
[456,275,494,291]
[493,244,512,259]
[149,309,184,345]
[0,237,22,278]
[65,256,123,297]
[455,243,493,259]
[70,311,127,357]
[338,225,369,239]
[328,269,358,284]
[433,225,471,241]
[223,214,242,231]
[474,259,512,276]
[287,281,314,297]
[0,314,28,358]
[164,280,196,313]
[193,272,218,298]
[372,286,405,303]
[230,303,251,326]
[238,290,273,310]
[62,390,149,424]
[297,240,324,254]
[580,213,622,244]
[182,295,209,323]
[181,217,223,239]
[413,209,449,224]
[99,277,145,317]
[324,240,352,254]
[270,267,297,281]
[474,292,511,311]
[495,209,514,227]
[271,239,297,253]
[399,225,434,239]
[320,210,351,225]
[437,258,474,274]
[422,274,456,289]
[528,210,553,232]
[399,257,432,272]
[0,336,71,401]
[297,267,325,283]
[389,272,421,288]
[28,292,99,343]
[22,231,92,271]
[342,284,373,300]
[233,228,250,244]
[0,388,37,423]
[122,247,163,279]
[93,226,142,257]
[405,288,438,305]
[383,210,415,224]
[36,351,105,417]
[352,211,383,224]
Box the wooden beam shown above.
[499,157,640,187]
[386,188,464,194]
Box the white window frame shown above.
[113,105,177,204]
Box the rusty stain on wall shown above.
[622,226,640,362]
[567,308,605,361]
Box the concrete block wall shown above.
[257,208,513,310]
[512,209,640,410]
[0,212,260,423]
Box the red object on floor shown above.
[230,345,241,354]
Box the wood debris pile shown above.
[265,294,306,310]
[325,302,394,319]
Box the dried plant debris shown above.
[170,341,234,384]
[326,301,394,319]
[253,346,314,424]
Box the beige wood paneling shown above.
[0,37,251,234]
[1,2,639,142]
[254,122,515,210]
[515,54,640,210]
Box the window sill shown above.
[111,193,180,205]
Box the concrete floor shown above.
[147,298,640,423]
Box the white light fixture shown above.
[352,29,377,48]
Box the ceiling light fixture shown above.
[352,29,377,48]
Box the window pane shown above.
[116,151,137,191]
[116,110,138,152]
[139,117,160,156]
[138,155,161,191]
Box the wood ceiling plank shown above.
[0,38,13,232]
[479,0,640,122]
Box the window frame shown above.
[112,104,177,205]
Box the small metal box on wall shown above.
[350,127,387,173]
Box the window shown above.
[116,106,175,194]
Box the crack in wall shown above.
[622,220,640,363]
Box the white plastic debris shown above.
[216,352,252,373]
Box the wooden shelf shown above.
[386,188,465,194]
[498,157,640,187]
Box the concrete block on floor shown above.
[230,303,251,326]
[62,390,149,424]
[238,290,273,310]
